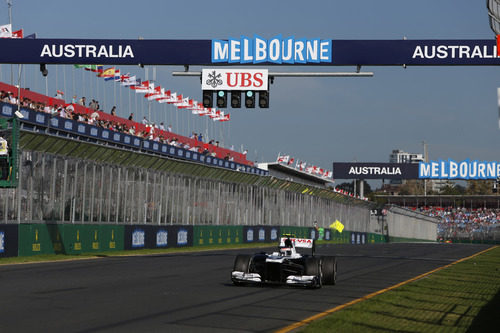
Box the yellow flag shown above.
[329,219,344,233]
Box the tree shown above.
[465,180,494,195]
[398,180,425,195]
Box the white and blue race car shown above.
[231,235,337,288]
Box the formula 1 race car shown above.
[231,235,337,288]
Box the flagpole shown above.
[55,65,58,97]
[114,77,116,110]
[72,66,75,102]
[119,79,122,117]
[8,0,13,85]
[63,65,66,102]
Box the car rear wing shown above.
[279,237,316,256]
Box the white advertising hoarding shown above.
[202,69,268,91]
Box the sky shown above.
[1,0,499,185]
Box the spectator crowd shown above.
[416,206,500,240]
[1,87,247,164]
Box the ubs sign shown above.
[202,69,268,91]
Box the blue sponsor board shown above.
[243,226,280,243]
[0,38,499,66]
[0,224,19,257]
[350,232,367,245]
[124,225,193,250]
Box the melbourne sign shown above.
[202,69,268,90]
[419,160,500,180]
[333,163,419,180]
[211,36,332,64]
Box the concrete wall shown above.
[385,205,438,241]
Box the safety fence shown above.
[0,150,372,229]
[0,223,388,257]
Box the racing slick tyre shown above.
[232,255,252,286]
[320,256,337,285]
[304,257,322,288]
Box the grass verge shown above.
[299,246,500,332]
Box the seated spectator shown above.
[78,96,86,106]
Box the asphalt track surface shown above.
[0,243,493,332]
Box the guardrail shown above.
[0,102,268,176]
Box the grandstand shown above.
[376,194,500,243]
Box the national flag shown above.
[12,29,23,38]
[84,65,100,72]
[197,107,210,116]
[329,220,344,233]
[99,67,115,78]
[130,80,149,92]
[167,94,182,104]
[160,92,177,103]
[209,110,221,119]
[175,97,192,108]
[219,114,230,122]
[288,158,294,165]
[145,86,162,100]
[120,72,131,81]
[74,64,89,69]
[112,69,121,81]
[24,33,36,39]
[156,90,172,103]
[121,75,137,86]
[0,24,12,38]
[96,65,104,73]
[277,155,290,163]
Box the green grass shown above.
[301,246,500,333]
[0,242,273,265]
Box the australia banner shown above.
[333,162,419,180]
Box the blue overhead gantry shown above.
[0,37,499,66]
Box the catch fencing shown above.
[0,151,372,230]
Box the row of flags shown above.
[276,154,333,179]
[0,23,35,39]
[73,64,231,122]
